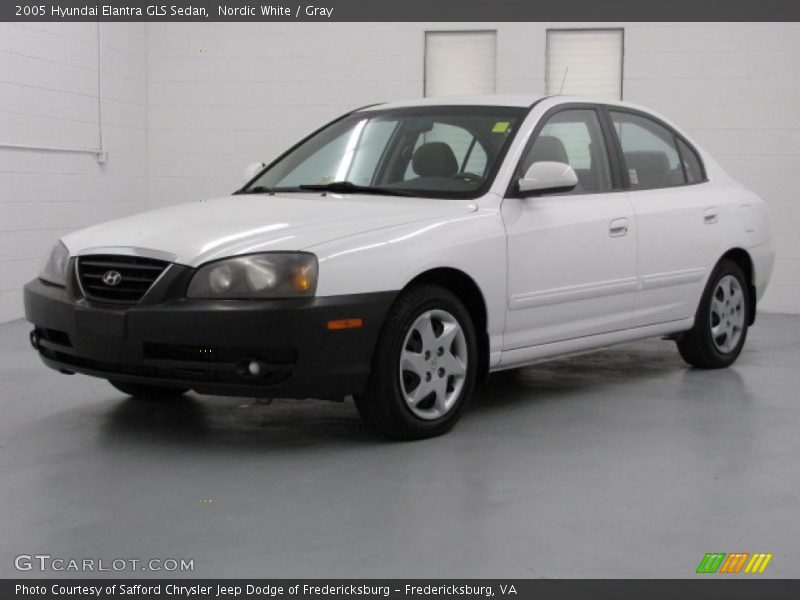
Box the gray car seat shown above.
[412,142,458,178]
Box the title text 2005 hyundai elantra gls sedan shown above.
[25,95,774,438]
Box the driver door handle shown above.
[609,217,629,237]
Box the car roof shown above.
[357,94,652,112]
[358,95,543,110]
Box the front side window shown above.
[610,111,687,189]
[244,106,526,199]
[517,108,613,193]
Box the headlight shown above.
[187,252,318,299]
[40,241,70,286]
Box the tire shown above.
[677,259,749,369]
[354,284,478,440]
[108,380,189,399]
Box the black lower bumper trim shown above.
[24,278,396,399]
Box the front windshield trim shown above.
[238,105,531,200]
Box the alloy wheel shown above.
[709,274,745,354]
[399,309,468,420]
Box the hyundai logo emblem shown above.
[102,270,122,286]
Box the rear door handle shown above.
[704,207,719,224]
[609,217,629,237]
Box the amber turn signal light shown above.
[292,271,312,292]
[327,318,363,330]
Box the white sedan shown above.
[25,95,774,439]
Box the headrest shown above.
[625,151,670,187]
[412,142,458,178]
[525,135,570,169]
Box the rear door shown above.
[606,109,719,326]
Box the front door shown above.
[502,107,638,350]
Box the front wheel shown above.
[677,260,749,369]
[108,380,189,399]
[354,284,478,439]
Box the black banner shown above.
[6,580,800,600]
[3,0,800,22]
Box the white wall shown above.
[146,23,425,206]
[0,22,798,321]
[143,21,547,199]
[0,22,148,322]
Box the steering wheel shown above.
[451,172,483,184]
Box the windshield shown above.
[242,105,527,199]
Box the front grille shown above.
[77,254,169,305]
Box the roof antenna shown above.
[558,67,569,95]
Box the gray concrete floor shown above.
[1,314,799,579]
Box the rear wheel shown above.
[354,284,478,439]
[677,260,749,369]
[108,380,189,399]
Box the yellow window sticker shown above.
[492,121,511,133]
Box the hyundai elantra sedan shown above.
[25,95,774,439]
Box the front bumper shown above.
[24,265,396,399]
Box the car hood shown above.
[62,193,478,266]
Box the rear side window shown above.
[676,137,705,183]
[610,111,686,189]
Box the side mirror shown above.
[517,161,578,195]
[242,161,266,184]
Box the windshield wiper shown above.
[235,185,275,195]
[299,181,412,196]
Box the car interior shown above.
[379,116,513,193]
[517,114,612,194]
[624,150,685,188]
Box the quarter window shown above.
[518,109,612,194]
[676,137,705,183]
[610,111,687,189]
